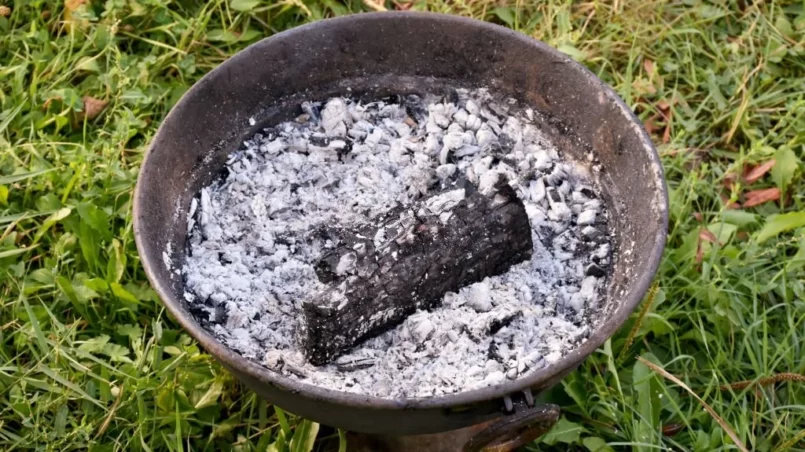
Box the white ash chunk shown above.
[260,139,285,155]
[452,108,469,127]
[478,170,505,196]
[577,210,596,226]
[529,179,546,203]
[546,188,571,222]
[265,350,284,370]
[335,252,357,276]
[532,149,553,170]
[435,163,457,181]
[484,371,505,385]
[594,243,611,260]
[466,281,493,312]
[580,276,599,299]
[465,99,480,115]
[424,189,465,214]
[476,126,497,148]
[455,145,481,158]
[465,114,482,131]
[321,98,351,136]
[411,317,435,343]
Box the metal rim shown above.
[133,11,669,411]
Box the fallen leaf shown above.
[662,110,672,144]
[64,0,90,32]
[43,97,58,110]
[723,172,738,187]
[75,96,108,122]
[0,5,11,17]
[695,242,704,263]
[699,228,719,244]
[743,159,776,184]
[643,117,660,134]
[693,212,703,222]
[719,193,741,209]
[743,187,780,208]
[393,0,413,10]
[643,59,655,76]
[656,99,671,111]
[662,423,684,437]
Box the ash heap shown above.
[182,88,613,398]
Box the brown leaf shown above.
[42,97,59,110]
[656,99,671,111]
[743,159,776,184]
[0,6,11,17]
[695,242,704,264]
[643,117,659,135]
[643,59,655,76]
[662,109,672,144]
[720,193,741,209]
[79,96,108,121]
[692,212,703,222]
[393,0,413,10]
[662,423,684,437]
[699,228,719,244]
[743,187,780,207]
[64,0,90,32]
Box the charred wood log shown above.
[302,180,532,365]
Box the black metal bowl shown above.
[133,12,668,435]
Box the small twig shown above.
[617,283,658,363]
[719,373,805,392]
[96,384,124,437]
[637,357,749,452]
[363,0,387,11]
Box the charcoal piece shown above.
[301,181,533,365]
[336,358,376,372]
[585,263,607,278]
[580,187,597,199]
[488,310,522,335]
[403,94,427,124]
[488,342,505,362]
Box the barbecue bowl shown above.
[133,11,668,439]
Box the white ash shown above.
[182,88,613,398]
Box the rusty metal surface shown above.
[133,12,668,434]
[464,404,560,452]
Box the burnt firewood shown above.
[301,180,533,365]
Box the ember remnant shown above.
[182,88,613,398]
[303,180,533,365]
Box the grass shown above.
[1,0,804,450]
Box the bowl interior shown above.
[134,11,666,423]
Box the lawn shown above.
[1,0,804,450]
